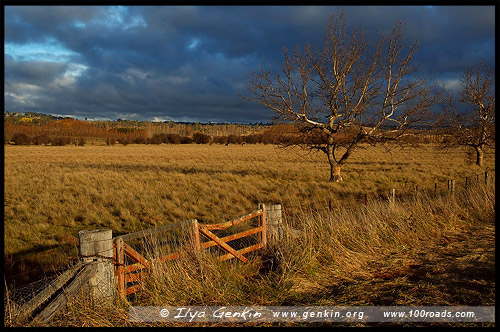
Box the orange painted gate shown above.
[113,205,266,298]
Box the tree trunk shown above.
[329,163,343,182]
[326,146,343,183]
[475,146,484,167]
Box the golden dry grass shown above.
[4,143,494,259]
[3,143,495,327]
[6,179,494,327]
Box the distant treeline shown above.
[4,116,272,146]
[5,117,451,147]
[3,117,275,146]
[4,119,283,146]
[4,112,269,137]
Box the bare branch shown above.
[243,12,446,182]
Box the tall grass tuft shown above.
[5,181,494,326]
[126,180,494,312]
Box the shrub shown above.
[106,138,117,146]
[193,132,211,144]
[212,136,228,145]
[244,134,261,144]
[179,136,193,144]
[134,137,146,144]
[227,134,243,145]
[51,136,71,146]
[165,134,181,144]
[117,138,130,146]
[12,133,31,145]
[32,135,51,146]
[149,134,170,144]
[149,135,159,144]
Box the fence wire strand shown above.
[4,171,494,324]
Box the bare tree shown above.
[444,62,495,167]
[244,13,445,182]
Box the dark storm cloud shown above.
[5,55,68,86]
[4,5,495,123]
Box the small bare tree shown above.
[244,13,445,182]
[444,62,495,167]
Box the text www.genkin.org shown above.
[129,306,495,323]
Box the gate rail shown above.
[113,204,267,298]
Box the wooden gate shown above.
[113,205,266,299]
[197,206,266,263]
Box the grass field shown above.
[3,143,495,326]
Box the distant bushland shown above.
[5,114,453,147]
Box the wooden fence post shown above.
[191,219,201,251]
[115,237,125,300]
[79,229,115,300]
[34,262,98,323]
[447,179,455,194]
[260,203,267,248]
[19,262,83,319]
[388,189,395,207]
[262,203,282,243]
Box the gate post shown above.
[191,219,201,251]
[78,229,115,300]
[262,203,283,242]
[388,189,396,207]
[260,204,267,247]
[115,237,125,299]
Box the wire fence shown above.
[4,170,494,323]
[4,258,82,322]
[278,171,495,224]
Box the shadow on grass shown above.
[52,161,285,179]
[5,243,78,289]
[296,221,495,307]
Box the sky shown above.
[4,5,495,124]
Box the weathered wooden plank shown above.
[219,243,264,261]
[122,242,149,267]
[157,251,183,262]
[19,261,83,318]
[34,262,98,323]
[115,238,125,299]
[125,271,148,283]
[114,219,195,242]
[203,209,262,230]
[200,226,263,249]
[126,284,142,296]
[125,262,148,274]
[198,226,248,263]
